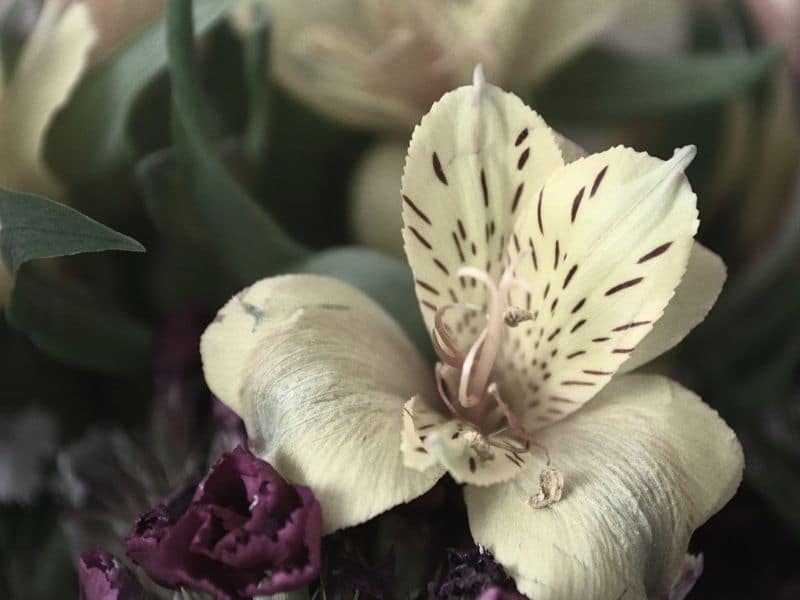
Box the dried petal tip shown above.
[528,466,563,509]
[77,548,146,600]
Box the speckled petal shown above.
[500,145,699,429]
[401,75,564,353]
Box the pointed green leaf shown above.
[535,47,783,121]
[0,186,144,274]
[167,0,308,283]
[45,0,236,183]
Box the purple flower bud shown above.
[669,553,703,600]
[125,446,322,600]
[78,548,147,600]
[430,546,525,600]
[477,586,527,600]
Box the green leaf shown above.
[0,186,144,274]
[45,0,235,183]
[295,247,432,359]
[535,47,783,121]
[6,266,152,374]
[167,0,308,283]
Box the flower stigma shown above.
[431,249,562,507]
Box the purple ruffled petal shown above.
[125,446,321,599]
[78,548,147,600]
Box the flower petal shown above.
[268,0,449,131]
[0,0,96,198]
[509,0,631,85]
[465,374,743,600]
[500,145,699,428]
[620,241,725,373]
[201,275,441,533]
[401,76,564,350]
[402,396,530,486]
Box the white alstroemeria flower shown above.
[0,0,95,198]
[0,0,96,305]
[201,72,743,599]
[268,0,632,131]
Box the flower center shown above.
[431,250,552,466]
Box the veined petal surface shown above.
[201,275,440,533]
[465,374,743,600]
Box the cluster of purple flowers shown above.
[71,310,321,600]
[71,309,523,600]
[80,446,322,600]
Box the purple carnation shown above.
[78,548,147,600]
[430,546,525,600]
[125,446,322,600]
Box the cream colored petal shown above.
[465,374,742,600]
[509,0,633,86]
[501,145,698,429]
[401,76,564,352]
[85,0,165,63]
[402,396,531,486]
[201,275,441,533]
[0,0,96,198]
[269,0,440,130]
[620,242,725,373]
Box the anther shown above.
[504,306,534,327]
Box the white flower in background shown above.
[0,0,96,305]
[201,72,743,599]
[85,0,164,64]
[745,0,800,83]
[269,0,632,132]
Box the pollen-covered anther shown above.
[503,306,534,327]
[528,466,564,509]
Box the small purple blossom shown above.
[125,446,321,600]
[477,586,527,600]
[669,553,704,600]
[429,546,525,600]
[78,548,147,600]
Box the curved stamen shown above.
[432,329,463,368]
[457,266,499,297]
[432,303,482,367]
[435,362,464,420]
[458,328,487,407]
